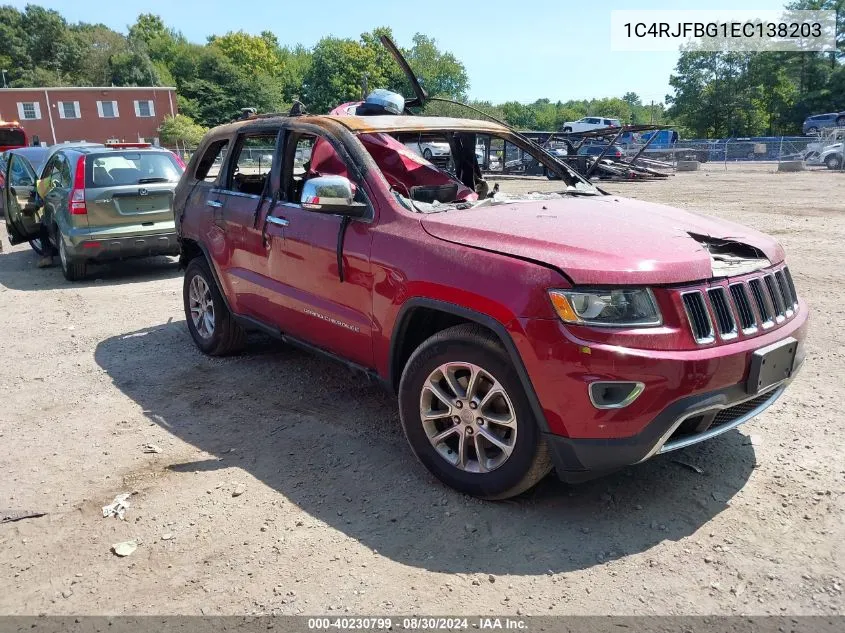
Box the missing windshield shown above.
[367,130,598,212]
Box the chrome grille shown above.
[729,283,757,332]
[707,287,737,339]
[775,270,794,314]
[681,266,799,345]
[783,267,798,308]
[764,274,786,318]
[749,278,773,326]
[682,291,714,343]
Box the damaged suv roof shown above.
[327,115,509,135]
[215,114,510,136]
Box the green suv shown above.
[3,144,184,280]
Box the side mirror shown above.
[301,175,367,217]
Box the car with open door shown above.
[14,144,184,280]
[1,146,51,253]
[3,148,48,250]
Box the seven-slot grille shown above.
[682,266,799,344]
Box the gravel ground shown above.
[0,163,842,615]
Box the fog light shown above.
[589,381,645,409]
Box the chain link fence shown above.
[620,135,844,172]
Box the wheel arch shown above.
[388,298,550,433]
[179,238,234,314]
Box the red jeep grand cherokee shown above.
[173,113,807,500]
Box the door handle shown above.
[207,200,223,208]
[266,215,289,227]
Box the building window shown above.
[97,100,119,118]
[58,101,81,119]
[17,102,41,120]
[134,100,155,118]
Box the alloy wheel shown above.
[188,275,215,339]
[419,362,517,473]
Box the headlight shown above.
[548,289,662,327]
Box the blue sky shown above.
[13,0,786,104]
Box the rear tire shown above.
[183,256,246,356]
[398,324,552,500]
[58,233,86,281]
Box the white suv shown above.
[561,117,622,133]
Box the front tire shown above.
[825,154,843,170]
[422,148,433,160]
[183,257,246,355]
[398,324,552,499]
[58,233,86,281]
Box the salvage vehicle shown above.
[577,142,624,159]
[173,38,808,499]
[561,116,622,133]
[4,143,184,280]
[819,143,843,170]
[801,111,845,136]
[0,120,29,152]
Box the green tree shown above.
[208,30,283,77]
[303,36,382,112]
[70,23,128,85]
[500,101,538,129]
[404,33,468,99]
[158,114,207,146]
[109,43,160,86]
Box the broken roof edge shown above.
[226,114,509,134]
[327,115,509,134]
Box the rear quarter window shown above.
[0,129,26,146]
[194,139,229,182]
[87,152,182,188]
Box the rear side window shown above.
[195,139,229,182]
[86,152,182,188]
[0,128,26,146]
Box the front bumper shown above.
[514,300,808,481]
[546,376,796,483]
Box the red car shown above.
[0,121,28,152]
[173,104,807,499]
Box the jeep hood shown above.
[420,196,784,285]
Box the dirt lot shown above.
[1,164,843,616]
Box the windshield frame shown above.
[352,126,599,210]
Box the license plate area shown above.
[747,337,797,394]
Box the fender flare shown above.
[181,238,235,314]
[389,297,550,433]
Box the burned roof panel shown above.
[325,115,510,134]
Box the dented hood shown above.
[420,196,785,285]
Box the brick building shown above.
[0,86,177,145]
